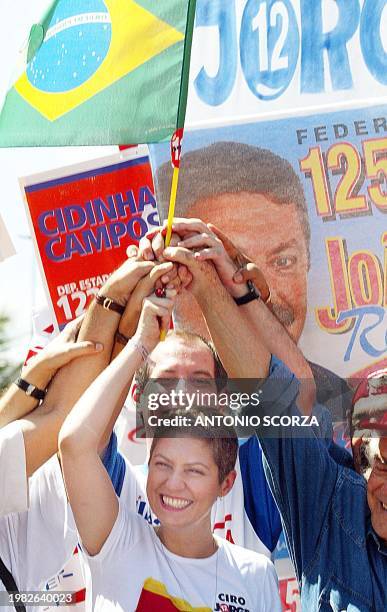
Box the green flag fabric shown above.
[0,0,196,146]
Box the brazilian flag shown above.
[0,0,196,146]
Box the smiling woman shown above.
[147,409,238,557]
[59,291,282,611]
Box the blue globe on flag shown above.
[27,0,111,93]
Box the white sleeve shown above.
[120,458,147,506]
[81,502,139,566]
[262,559,282,612]
[0,421,28,516]
[0,456,78,591]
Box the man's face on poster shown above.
[175,192,309,342]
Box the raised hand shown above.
[138,226,191,290]
[169,218,247,299]
[208,223,271,303]
[134,289,176,355]
[21,316,103,387]
[101,258,156,307]
[117,262,176,342]
[162,243,221,300]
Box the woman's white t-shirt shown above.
[81,502,281,612]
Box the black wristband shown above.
[234,281,261,306]
[95,293,125,315]
[14,378,46,401]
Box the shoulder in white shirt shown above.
[0,421,27,517]
[0,456,78,610]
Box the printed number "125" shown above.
[300,138,387,217]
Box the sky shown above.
[0,1,116,361]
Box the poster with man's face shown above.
[150,103,387,422]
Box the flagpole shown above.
[164,165,180,248]
[159,162,179,341]
[160,0,197,340]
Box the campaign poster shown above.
[20,148,159,329]
[151,104,387,394]
[149,103,387,609]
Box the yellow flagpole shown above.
[160,164,180,341]
[164,165,180,247]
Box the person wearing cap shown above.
[351,369,387,475]
[245,365,387,611]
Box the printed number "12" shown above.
[57,288,98,321]
[253,1,289,71]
